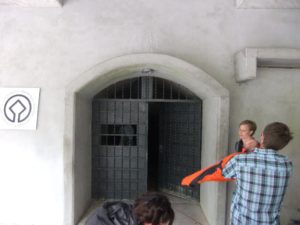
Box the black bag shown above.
[85,201,137,225]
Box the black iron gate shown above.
[92,76,201,200]
[92,101,148,199]
[158,103,201,199]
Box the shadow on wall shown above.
[289,208,300,225]
[289,220,300,225]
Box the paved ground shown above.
[167,194,209,225]
[78,193,209,225]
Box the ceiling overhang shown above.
[0,0,62,7]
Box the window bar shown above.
[141,76,147,99]
[136,102,140,197]
[147,76,150,99]
[138,77,141,99]
[148,77,153,100]
[122,81,124,99]
[129,79,132,99]
[105,101,109,197]
[173,107,176,192]
[112,83,115,99]
[144,77,147,99]
[173,83,177,99]
[121,101,124,198]
[113,100,116,198]
[185,87,188,100]
[154,77,157,99]
[128,101,132,198]
[185,106,191,196]
[170,82,173,99]
[162,79,165,99]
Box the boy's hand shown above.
[243,138,258,150]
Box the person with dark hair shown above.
[223,122,293,225]
[85,192,174,225]
[235,120,259,152]
[133,192,174,225]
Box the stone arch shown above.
[64,53,229,225]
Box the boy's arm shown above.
[222,156,237,179]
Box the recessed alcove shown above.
[64,53,229,225]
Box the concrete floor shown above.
[78,193,209,225]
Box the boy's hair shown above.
[240,120,257,135]
[133,192,174,225]
[263,122,293,150]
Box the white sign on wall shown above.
[0,88,40,130]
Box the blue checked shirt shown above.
[222,148,292,225]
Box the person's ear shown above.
[250,130,254,135]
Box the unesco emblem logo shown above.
[4,94,32,123]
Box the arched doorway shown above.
[91,76,202,200]
[64,54,229,225]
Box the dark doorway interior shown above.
[147,102,201,200]
[148,103,160,191]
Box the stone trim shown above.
[64,53,229,225]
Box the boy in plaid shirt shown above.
[223,122,293,225]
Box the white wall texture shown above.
[0,0,300,225]
[228,67,300,224]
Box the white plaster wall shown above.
[0,89,64,225]
[0,0,300,225]
[74,94,92,223]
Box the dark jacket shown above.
[85,201,137,225]
[235,139,244,152]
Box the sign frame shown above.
[0,88,40,130]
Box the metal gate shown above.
[158,102,201,199]
[92,76,201,200]
[92,101,148,199]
